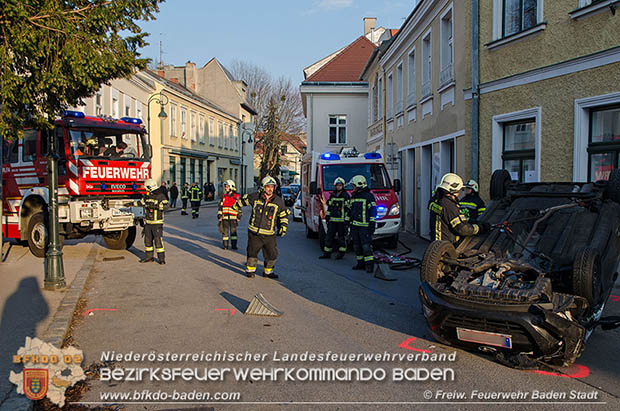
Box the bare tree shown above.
[229,59,305,135]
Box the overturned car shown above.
[419,169,620,368]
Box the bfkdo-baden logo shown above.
[9,337,86,407]
[23,369,48,400]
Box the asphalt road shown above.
[68,206,620,410]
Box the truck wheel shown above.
[103,226,136,250]
[572,248,602,307]
[385,234,399,250]
[420,240,456,283]
[490,169,512,200]
[27,212,64,258]
[606,169,620,203]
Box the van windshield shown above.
[68,128,147,160]
[322,163,391,191]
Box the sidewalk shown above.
[0,239,100,410]
[166,200,219,212]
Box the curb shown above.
[0,242,100,411]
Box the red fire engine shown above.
[2,111,151,257]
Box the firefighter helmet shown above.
[261,176,277,187]
[464,179,479,193]
[144,179,158,192]
[438,173,463,194]
[224,179,236,191]
[351,175,367,189]
[334,177,346,187]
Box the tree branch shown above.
[29,1,113,21]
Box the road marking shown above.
[82,308,118,316]
[216,308,236,316]
[532,364,590,379]
[398,337,432,353]
[610,295,620,302]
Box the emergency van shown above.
[301,151,401,248]
[2,111,151,257]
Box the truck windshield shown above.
[68,128,147,160]
[322,163,391,191]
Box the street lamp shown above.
[147,92,169,140]
[241,128,254,194]
[45,127,66,289]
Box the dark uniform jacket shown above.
[348,188,377,228]
[460,193,486,222]
[326,190,351,223]
[237,191,288,236]
[189,186,202,202]
[181,186,189,199]
[429,193,479,243]
[137,187,169,225]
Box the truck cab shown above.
[2,110,151,257]
[301,151,401,248]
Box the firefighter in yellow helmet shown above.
[428,173,487,243]
[234,175,289,278]
[459,179,486,223]
[348,175,377,273]
[319,177,350,260]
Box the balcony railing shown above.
[421,80,432,99]
[440,63,454,87]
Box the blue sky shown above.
[139,0,418,84]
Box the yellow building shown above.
[141,70,244,196]
[468,0,620,196]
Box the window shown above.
[112,96,119,119]
[223,123,229,149]
[502,119,536,182]
[422,30,432,99]
[329,115,347,145]
[407,49,416,107]
[218,121,224,147]
[169,156,176,183]
[199,114,205,144]
[235,125,240,151]
[209,117,215,145]
[229,124,233,149]
[386,73,393,119]
[281,145,288,155]
[372,78,378,122]
[190,158,195,184]
[440,7,453,86]
[378,77,383,120]
[22,130,38,162]
[190,111,197,142]
[587,105,620,181]
[124,96,131,117]
[503,0,538,37]
[7,139,19,163]
[199,160,204,186]
[396,64,403,114]
[95,91,103,116]
[322,163,390,191]
[170,102,177,137]
[180,108,187,138]
[180,157,186,184]
[137,105,142,121]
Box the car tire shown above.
[572,247,603,307]
[27,212,64,258]
[103,226,136,250]
[490,169,512,201]
[420,240,457,283]
[606,169,620,203]
[385,234,399,249]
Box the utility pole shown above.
[44,128,66,290]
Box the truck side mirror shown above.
[393,178,401,193]
[310,181,319,195]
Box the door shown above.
[420,145,432,239]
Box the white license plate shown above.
[456,327,512,349]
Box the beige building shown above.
[141,70,243,195]
[361,0,469,238]
[468,0,620,196]
[158,59,258,194]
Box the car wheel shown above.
[572,247,603,307]
[103,226,135,250]
[606,169,620,203]
[490,169,512,201]
[420,240,457,283]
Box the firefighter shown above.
[218,179,242,250]
[181,182,189,215]
[429,173,487,243]
[235,175,288,279]
[319,177,350,260]
[459,179,486,223]
[134,179,169,264]
[348,175,377,273]
[189,182,202,219]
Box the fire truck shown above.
[301,150,401,249]
[2,110,151,257]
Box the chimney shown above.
[364,17,377,36]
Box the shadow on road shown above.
[220,292,251,313]
[0,277,49,402]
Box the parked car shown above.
[281,186,295,206]
[293,191,302,222]
[419,169,620,368]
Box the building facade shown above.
[469,0,620,197]
[362,0,470,238]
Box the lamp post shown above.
[147,92,168,182]
[45,127,66,289]
[241,128,254,195]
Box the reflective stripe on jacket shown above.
[347,188,376,227]
[138,188,169,225]
[189,186,202,201]
[236,191,288,236]
[429,194,479,243]
[218,192,242,220]
[459,193,486,222]
[326,190,351,222]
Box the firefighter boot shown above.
[181,210,187,215]
[231,239,238,250]
[222,239,228,250]
[352,258,365,270]
[335,251,345,260]
[318,251,331,259]
[264,267,279,279]
[365,260,374,273]
[157,252,166,265]
[140,254,154,263]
